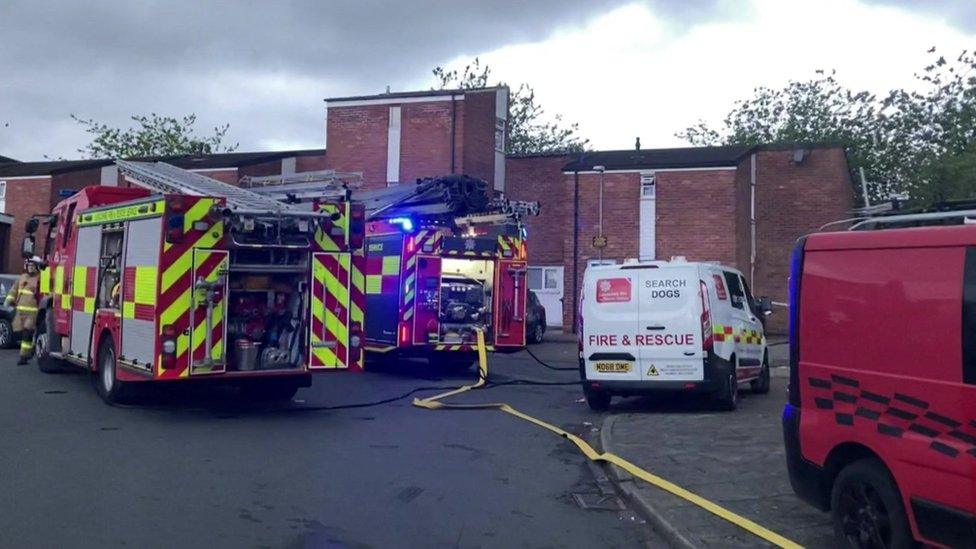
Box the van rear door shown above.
[637,265,703,381]
[582,268,641,382]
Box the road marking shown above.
[413,331,802,549]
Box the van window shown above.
[62,203,77,246]
[722,271,745,310]
[741,278,757,314]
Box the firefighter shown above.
[4,257,42,365]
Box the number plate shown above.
[595,361,632,373]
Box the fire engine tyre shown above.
[94,338,130,404]
[35,332,64,373]
[0,318,13,349]
[751,353,771,394]
[584,389,612,411]
[830,458,913,549]
[715,356,739,411]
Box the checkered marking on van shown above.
[807,375,975,459]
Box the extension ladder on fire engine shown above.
[117,160,325,218]
[240,170,362,203]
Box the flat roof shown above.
[326,86,506,103]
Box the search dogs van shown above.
[579,258,771,411]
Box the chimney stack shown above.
[635,137,641,151]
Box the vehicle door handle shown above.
[683,351,695,356]
[646,325,665,331]
[749,317,758,323]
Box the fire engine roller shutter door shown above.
[68,225,102,360]
[310,251,351,369]
[495,260,527,346]
[364,234,403,344]
[189,249,229,375]
[120,216,162,370]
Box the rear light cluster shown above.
[699,281,713,353]
[166,197,185,244]
[349,321,362,355]
[348,205,365,250]
[161,324,178,369]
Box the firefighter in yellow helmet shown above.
[4,257,42,365]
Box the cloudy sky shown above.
[0,0,974,161]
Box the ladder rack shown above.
[117,160,331,219]
[240,169,362,203]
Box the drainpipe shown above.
[450,95,457,174]
[750,152,757,285]
[571,154,583,334]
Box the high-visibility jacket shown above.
[5,272,40,332]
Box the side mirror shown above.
[758,296,773,316]
[25,217,39,234]
[21,236,35,259]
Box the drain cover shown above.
[571,492,625,511]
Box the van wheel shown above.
[751,354,771,394]
[831,458,913,549]
[93,338,130,404]
[584,389,611,411]
[716,357,739,411]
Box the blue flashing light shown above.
[389,217,414,232]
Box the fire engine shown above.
[22,161,364,403]
[248,174,539,370]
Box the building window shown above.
[639,171,656,261]
[640,172,656,198]
[494,117,506,153]
[0,180,5,212]
[527,266,561,291]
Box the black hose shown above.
[523,345,577,371]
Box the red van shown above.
[784,223,976,548]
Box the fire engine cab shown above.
[23,161,364,403]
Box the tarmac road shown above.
[0,342,659,549]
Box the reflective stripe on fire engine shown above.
[55,265,69,310]
[381,255,400,276]
[365,274,382,294]
[71,265,96,313]
[314,203,348,252]
[349,250,365,370]
[77,200,165,227]
[402,250,418,322]
[122,266,158,320]
[310,253,351,369]
[189,250,228,375]
[156,197,225,379]
[434,344,495,352]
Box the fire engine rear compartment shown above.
[437,258,494,344]
[225,249,308,372]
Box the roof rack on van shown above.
[849,209,976,231]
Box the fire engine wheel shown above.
[94,338,130,404]
[0,318,13,349]
[715,356,739,411]
[750,353,771,394]
[35,332,64,373]
[831,458,913,549]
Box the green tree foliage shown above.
[433,58,588,155]
[72,113,238,159]
[677,48,976,205]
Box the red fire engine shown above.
[23,161,364,403]
[356,175,538,369]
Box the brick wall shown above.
[461,90,497,185]
[655,169,738,265]
[400,101,458,183]
[753,147,853,333]
[325,105,389,190]
[295,153,328,172]
[239,159,283,180]
[51,168,102,209]
[2,177,52,273]
[505,155,571,266]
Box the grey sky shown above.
[0,0,971,160]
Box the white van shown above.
[579,258,771,411]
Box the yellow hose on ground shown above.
[412,330,803,549]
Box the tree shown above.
[677,49,976,205]
[72,113,238,159]
[432,58,588,155]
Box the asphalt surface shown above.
[0,342,660,549]
[604,376,834,548]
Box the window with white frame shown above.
[0,180,6,212]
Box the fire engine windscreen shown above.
[438,258,494,344]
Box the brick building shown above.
[0,149,326,274]
[1,86,853,334]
